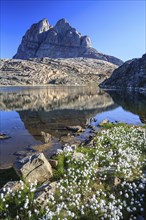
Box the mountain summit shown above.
[13,18,123,66]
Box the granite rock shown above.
[0,57,118,86]
[13,153,53,184]
[13,18,123,66]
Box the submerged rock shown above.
[66,125,85,133]
[0,133,11,140]
[41,131,52,143]
[60,135,82,146]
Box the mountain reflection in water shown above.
[0,86,117,168]
[0,86,145,169]
[0,86,116,139]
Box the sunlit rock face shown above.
[100,53,146,89]
[106,90,146,124]
[0,58,118,86]
[13,18,123,66]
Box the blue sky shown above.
[1,0,145,61]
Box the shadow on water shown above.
[105,90,146,124]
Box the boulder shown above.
[0,181,22,195]
[34,181,57,207]
[13,153,53,184]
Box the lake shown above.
[0,86,146,169]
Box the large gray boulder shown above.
[13,153,53,184]
[13,18,123,66]
[100,53,146,89]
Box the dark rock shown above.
[48,159,58,168]
[100,53,146,89]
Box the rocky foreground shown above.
[0,123,146,219]
[100,53,146,90]
[0,57,118,86]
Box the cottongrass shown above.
[0,125,146,219]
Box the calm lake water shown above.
[0,86,146,169]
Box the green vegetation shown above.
[0,124,146,219]
[52,154,67,181]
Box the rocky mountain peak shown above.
[54,18,74,35]
[25,18,50,40]
[37,18,50,33]
[13,18,123,66]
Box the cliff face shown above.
[100,54,146,89]
[13,18,123,66]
